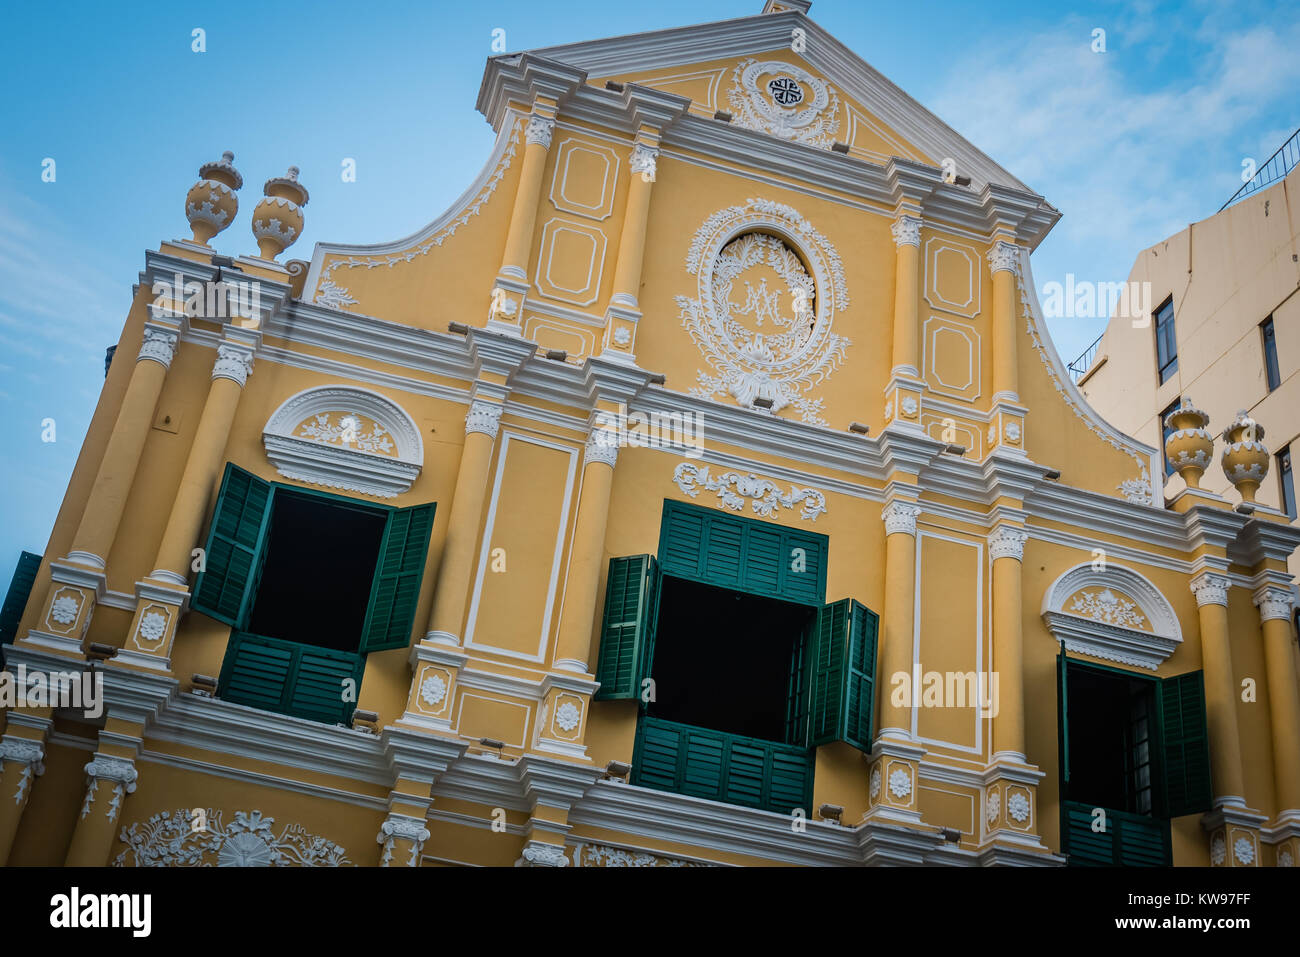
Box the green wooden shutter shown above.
[220,632,365,725]
[785,618,812,746]
[807,598,877,753]
[594,555,658,700]
[1158,670,1213,817]
[0,551,42,644]
[1062,800,1171,866]
[289,645,367,723]
[658,500,827,606]
[1058,649,1070,786]
[360,503,436,653]
[192,464,274,626]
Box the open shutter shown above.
[594,555,658,700]
[785,617,812,746]
[0,551,42,644]
[1158,670,1213,817]
[192,464,274,626]
[807,598,877,754]
[1058,648,1070,785]
[359,503,435,653]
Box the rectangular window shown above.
[1154,297,1178,384]
[1160,399,1181,478]
[599,501,879,815]
[1280,445,1297,520]
[193,464,435,724]
[1262,316,1281,393]
[1058,655,1212,866]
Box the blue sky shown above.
[1,0,1297,591]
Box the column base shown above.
[1202,804,1267,867]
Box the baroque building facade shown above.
[2,0,1298,868]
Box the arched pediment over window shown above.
[1041,563,1182,671]
[263,386,423,498]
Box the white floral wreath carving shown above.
[675,198,850,425]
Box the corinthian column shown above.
[889,214,922,377]
[989,524,1029,762]
[1190,572,1247,806]
[878,500,921,739]
[65,753,139,866]
[1254,586,1300,814]
[987,241,1021,404]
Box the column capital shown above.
[584,428,619,468]
[890,214,923,248]
[0,736,45,770]
[630,144,659,180]
[525,115,555,148]
[1254,585,1296,622]
[137,327,179,368]
[882,500,922,536]
[84,754,138,790]
[1191,572,1231,608]
[518,839,569,867]
[465,400,503,439]
[987,240,1021,276]
[212,342,255,385]
[988,525,1029,561]
[376,812,431,866]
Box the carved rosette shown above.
[890,214,922,248]
[465,400,503,439]
[882,501,922,537]
[986,241,1021,276]
[630,144,659,179]
[138,328,179,369]
[525,116,554,149]
[1190,572,1230,608]
[212,343,255,386]
[1253,586,1295,622]
[377,814,431,867]
[988,526,1028,562]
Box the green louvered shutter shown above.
[658,500,827,606]
[807,598,877,754]
[1058,649,1071,785]
[193,464,274,625]
[594,555,658,700]
[360,503,435,653]
[1158,670,1213,817]
[785,618,811,746]
[0,551,42,644]
[289,645,367,723]
[220,632,365,725]
[1062,801,1171,866]
[220,633,292,712]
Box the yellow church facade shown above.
[2,0,1299,868]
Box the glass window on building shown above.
[1160,398,1181,478]
[1154,297,1178,384]
[1280,445,1297,520]
[1262,316,1281,393]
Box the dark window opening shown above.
[245,491,388,652]
[648,575,814,743]
[1160,398,1181,478]
[1280,445,1297,520]
[1154,297,1178,384]
[1065,663,1158,816]
[1262,316,1281,393]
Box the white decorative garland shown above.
[674,462,827,521]
[115,809,353,867]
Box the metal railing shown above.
[1067,332,1104,382]
[1220,126,1300,211]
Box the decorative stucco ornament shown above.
[1162,397,1214,490]
[676,199,850,424]
[114,809,353,867]
[50,595,79,625]
[138,611,167,643]
[986,791,1001,824]
[185,150,242,245]
[727,59,841,148]
[869,768,881,800]
[888,768,912,799]
[1210,834,1226,865]
[1232,837,1255,866]
[252,166,309,260]
[1007,792,1030,823]
[1069,589,1146,629]
[1220,409,1269,503]
[420,674,447,707]
[554,702,581,732]
[674,462,827,521]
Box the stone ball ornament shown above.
[185,150,243,245]
[1162,397,1214,490]
[1220,409,1269,503]
[252,166,310,260]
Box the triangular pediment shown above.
[517,6,1028,193]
